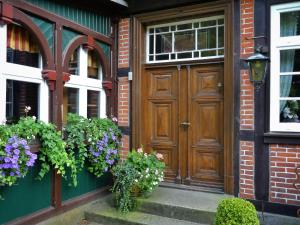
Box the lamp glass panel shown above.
[249,60,266,82]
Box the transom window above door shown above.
[146,15,224,63]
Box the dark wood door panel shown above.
[142,67,179,181]
[190,147,224,185]
[149,145,178,181]
[191,100,223,146]
[190,66,224,99]
[188,65,224,187]
[141,64,224,188]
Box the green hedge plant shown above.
[214,198,260,225]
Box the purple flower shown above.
[13,149,20,155]
[1,136,37,181]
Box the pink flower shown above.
[137,148,143,154]
[156,153,164,160]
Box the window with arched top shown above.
[0,23,49,124]
[63,46,106,123]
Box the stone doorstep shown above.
[85,201,208,225]
[84,187,228,225]
[84,188,217,225]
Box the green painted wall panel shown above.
[96,41,110,59]
[28,15,54,55]
[25,0,111,36]
[62,168,111,202]
[0,164,51,224]
[62,29,81,53]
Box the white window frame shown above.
[146,15,225,64]
[0,24,49,123]
[65,46,106,119]
[270,2,300,132]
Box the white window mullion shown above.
[0,24,6,123]
[0,24,7,62]
[79,87,87,118]
[0,76,6,123]
[79,46,88,78]
[100,90,106,118]
[39,80,49,122]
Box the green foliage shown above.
[0,117,77,186]
[111,163,138,213]
[65,114,121,178]
[214,198,260,225]
[127,149,165,194]
[65,114,88,171]
[111,148,165,213]
[0,113,122,198]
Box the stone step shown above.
[136,187,230,224]
[137,200,215,224]
[85,207,208,225]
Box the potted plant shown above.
[111,147,165,212]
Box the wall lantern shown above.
[245,47,269,86]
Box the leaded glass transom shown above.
[147,16,225,63]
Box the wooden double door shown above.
[141,63,224,190]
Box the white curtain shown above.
[280,13,297,112]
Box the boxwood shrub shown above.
[214,198,260,225]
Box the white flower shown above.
[144,153,148,157]
[135,179,138,183]
[32,135,36,139]
[32,116,36,120]
[155,170,158,175]
[1,119,7,125]
[112,117,118,122]
[24,106,31,113]
[145,168,149,173]
[137,148,143,154]
[88,138,92,142]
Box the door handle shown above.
[217,82,223,88]
[180,122,191,127]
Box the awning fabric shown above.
[7,24,39,53]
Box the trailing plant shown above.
[65,113,121,178]
[111,147,165,213]
[214,198,260,225]
[0,116,77,187]
[111,163,139,213]
[65,114,88,171]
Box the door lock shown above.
[180,122,191,127]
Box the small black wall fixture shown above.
[244,46,270,89]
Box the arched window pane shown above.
[69,47,79,75]
[88,50,101,79]
[6,24,41,68]
[63,87,79,123]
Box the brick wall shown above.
[239,0,255,199]
[240,141,255,199]
[118,18,130,158]
[118,18,129,68]
[270,144,300,206]
[240,0,254,131]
